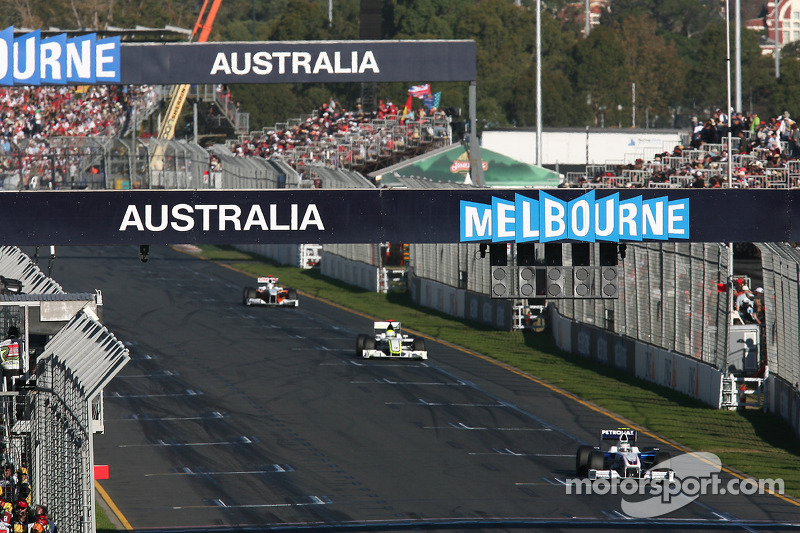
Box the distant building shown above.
[560,0,792,56]
[746,0,800,55]
[559,0,610,36]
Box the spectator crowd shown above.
[573,108,800,189]
[0,456,55,532]
[0,85,158,190]
[228,97,451,173]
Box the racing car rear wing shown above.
[600,428,637,442]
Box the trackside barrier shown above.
[320,251,383,292]
[758,243,800,390]
[553,242,730,370]
[407,269,512,330]
[767,375,800,439]
[549,307,724,408]
[235,244,322,269]
[0,248,129,533]
[0,246,64,295]
[33,309,129,533]
[758,243,800,432]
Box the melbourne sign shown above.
[460,191,690,243]
[0,28,477,86]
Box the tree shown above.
[268,0,330,41]
[509,11,587,127]
[654,0,721,38]
[601,0,721,39]
[454,0,538,127]
[617,15,686,127]
[572,26,629,127]
[390,0,474,39]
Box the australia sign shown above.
[0,27,477,86]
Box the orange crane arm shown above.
[157,0,223,140]
[193,0,224,43]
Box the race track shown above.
[43,245,800,532]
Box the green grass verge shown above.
[96,511,117,532]
[196,245,800,500]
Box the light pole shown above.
[726,0,735,380]
[536,0,542,165]
[775,0,781,78]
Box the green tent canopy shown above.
[370,144,563,187]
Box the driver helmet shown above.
[385,323,396,337]
[618,440,631,453]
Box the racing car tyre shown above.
[288,288,298,300]
[243,287,256,305]
[363,337,375,358]
[588,450,605,471]
[576,445,593,477]
[413,337,426,352]
[653,451,671,471]
[356,334,367,357]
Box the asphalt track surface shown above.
[42,245,800,532]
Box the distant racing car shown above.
[242,276,299,307]
[356,321,427,360]
[575,428,673,481]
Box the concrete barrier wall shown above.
[408,270,512,330]
[767,375,800,439]
[551,308,723,408]
[320,252,381,292]
[235,244,304,267]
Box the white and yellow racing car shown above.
[356,321,427,360]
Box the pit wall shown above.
[550,307,724,408]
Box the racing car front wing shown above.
[245,297,299,307]
[361,349,427,360]
[588,469,675,481]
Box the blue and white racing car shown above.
[356,321,427,360]
[576,428,673,481]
